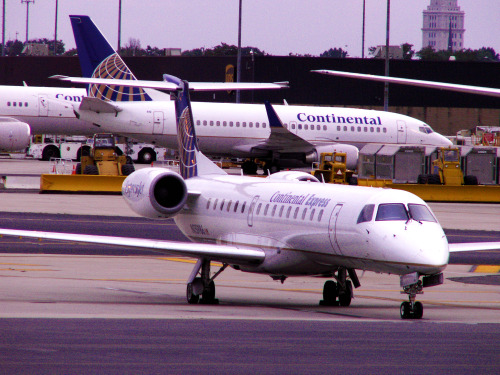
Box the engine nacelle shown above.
[304,144,359,170]
[122,167,188,219]
[0,117,30,152]
[266,170,320,183]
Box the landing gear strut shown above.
[399,272,443,319]
[186,259,227,304]
[320,267,359,307]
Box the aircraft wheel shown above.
[186,282,199,304]
[320,280,338,306]
[339,280,353,307]
[400,302,411,319]
[413,301,424,319]
[201,280,218,304]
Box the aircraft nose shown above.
[409,224,449,273]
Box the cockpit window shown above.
[408,204,437,222]
[418,126,433,134]
[357,204,375,224]
[375,203,409,221]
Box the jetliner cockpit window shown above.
[357,204,375,223]
[418,126,434,134]
[375,203,409,221]
[408,204,437,222]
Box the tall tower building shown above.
[422,0,465,51]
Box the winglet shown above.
[264,101,285,128]
[69,15,152,102]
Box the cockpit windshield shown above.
[357,204,375,223]
[418,125,434,134]
[375,203,409,221]
[408,204,437,222]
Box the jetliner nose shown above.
[407,223,449,273]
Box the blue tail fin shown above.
[69,15,151,102]
[173,81,226,179]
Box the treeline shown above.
[1,38,498,62]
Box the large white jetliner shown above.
[1,78,499,319]
[50,15,452,171]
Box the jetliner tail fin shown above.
[173,81,226,179]
[69,15,152,102]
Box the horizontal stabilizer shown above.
[51,76,288,92]
[311,70,500,98]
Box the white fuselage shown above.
[174,174,449,277]
[1,85,452,149]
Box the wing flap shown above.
[0,229,265,265]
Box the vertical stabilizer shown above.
[69,15,152,102]
[173,81,226,179]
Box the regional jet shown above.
[52,15,452,172]
[1,77,498,319]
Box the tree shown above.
[417,46,500,61]
[401,43,415,60]
[120,38,142,56]
[320,48,348,58]
[5,40,24,56]
[182,43,266,57]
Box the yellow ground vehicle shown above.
[312,152,354,184]
[418,147,477,185]
[76,133,135,176]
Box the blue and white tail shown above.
[69,15,152,102]
[173,80,226,179]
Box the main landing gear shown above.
[400,272,444,320]
[320,267,360,307]
[186,259,227,304]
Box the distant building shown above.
[422,0,465,51]
[372,45,403,59]
[21,43,49,56]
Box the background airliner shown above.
[54,15,452,171]
[1,78,498,319]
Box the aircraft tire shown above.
[339,280,353,307]
[186,283,200,304]
[320,280,338,306]
[400,302,411,319]
[413,301,424,319]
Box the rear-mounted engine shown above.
[122,168,188,218]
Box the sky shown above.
[2,1,499,57]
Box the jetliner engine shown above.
[0,117,31,152]
[2,76,498,320]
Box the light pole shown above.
[361,0,365,58]
[383,0,390,111]
[118,0,122,52]
[53,0,58,55]
[236,0,242,103]
[2,0,5,56]
[21,0,35,43]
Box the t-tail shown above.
[69,15,152,102]
[172,80,226,179]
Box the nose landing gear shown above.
[399,272,444,319]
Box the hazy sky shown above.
[2,1,499,57]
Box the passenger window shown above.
[264,204,269,216]
[230,122,234,127]
[223,121,227,127]
[286,206,292,218]
[216,121,221,127]
[210,121,214,127]
[323,125,327,131]
[236,122,240,127]
[294,207,299,219]
[256,122,260,128]
[364,127,367,132]
[357,204,375,223]
[370,127,374,133]
[271,205,277,217]
[243,122,246,127]
[310,209,315,221]
[197,120,201,125]
[234,201,239,212]
[206,198,211,209]
[302,208,307,220]
[220,199,225,210]
[304,125,308,130]
[351,126,354,131]
[375,203,409,221]
[318,209,324,222]
[256,203,262,215]
[383,128,387,133]
[213,199,218,210]
[279,205,284,217]
[408,204,437,222]
[343,126,347,131]
[262,123,267,128]
[249,122,253,128]
[25,102,28,107]
[203,120,207,126]
[377,128,381,133]
[317,125,320,130]
[337,126,341,131]
[227,201,232,212]
[241,202,246,213]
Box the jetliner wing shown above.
[79,97,123,114]
[0,229,265,265]
[311,70,500,98]
[448,242,500,252]
[252,101,316,152]
[51,76,288,92]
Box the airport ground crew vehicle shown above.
[76,133,135,176]
[418,146,477,185]
[311,152,354,184]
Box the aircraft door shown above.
[153,111,164,134]
[38,95,49,117]
[397,120,407,143]
[328,204,343,255]
[247,195,260,227]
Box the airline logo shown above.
[270,191,332,208]
[177,106,198,179]
[89,53,152,102]
[297,113,382,125]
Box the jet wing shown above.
[311,70,500,98]
[0,229,265,266]
[79,97,123,114]
[448,242,500,252]
[50,76,288,92]
[251,101,315,152]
